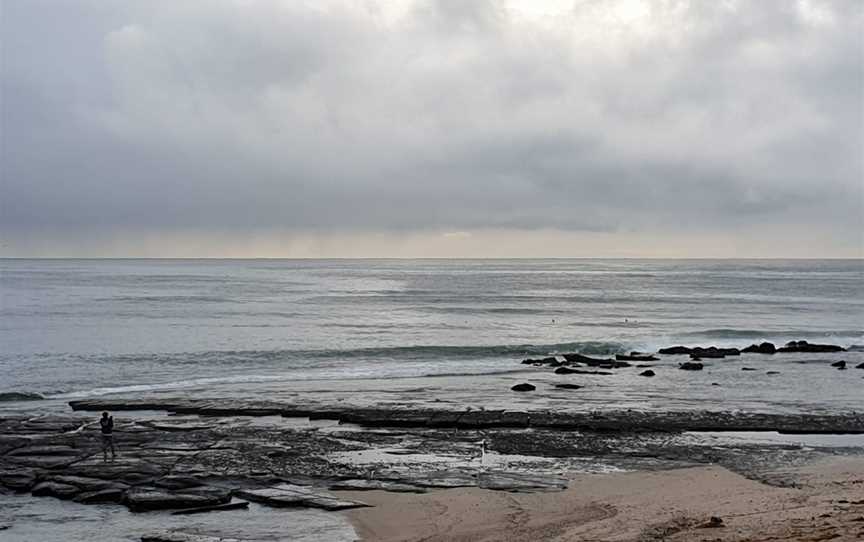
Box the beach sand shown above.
[340,456,864,541]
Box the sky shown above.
[1,0,862,258]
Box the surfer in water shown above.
[99,411,116,461]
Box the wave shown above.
[681,329,864,340]
[66,341,628,368]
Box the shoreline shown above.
[341,456,864,541]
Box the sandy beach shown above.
[342,457,864,542]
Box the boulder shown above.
[777,340,845,353]
[639,370,655,377]
[742,342,776,354]
[511,383,536,392]
[831,360,847,369]
[554,367,580,375]
[856,362,864,369]
[679,362,704,371]
[741,367,757,371]
[766,371,780,375]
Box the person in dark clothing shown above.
[99,411,116,461]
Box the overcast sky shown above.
[1,0,862,257]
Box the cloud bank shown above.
[2,0,862,256]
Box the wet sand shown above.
[342,457,864,542]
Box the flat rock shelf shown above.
[68,397,864,433]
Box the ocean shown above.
[1,258,862,410]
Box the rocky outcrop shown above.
[679,362,704,371]
[658,346,739,358]
[856,362,864,369]
[777,341,845,353]
[60,398,864,433]
[658,346,691,355]
[742,342,776,354]
[831,360,847,369]
[562,353,631,369]
[689,347,740,360]
[639,370,655,377]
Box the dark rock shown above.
[766,371,780,375]
[658,346,691,355]
[690,347,739,359]
[562,353,616,366]
[457,410,529,428]
[511,383,536,392]
[32,481,81,500]
[777,340,845,353]
[742,342,776,354]
[0,468,37,492]
[712,383,720,386]
[741,367,757,371]
[616,353,659,362]
[679,362,704,371]
[553,384,583,390]
[554,366,580,375]
[639,370,655,377]
[856,362,864,369]
[831,360,847,369]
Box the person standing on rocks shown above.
[99,411,116,461]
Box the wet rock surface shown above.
[67,398,864,433]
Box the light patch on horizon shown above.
[1,0,862,258]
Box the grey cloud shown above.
[1,0,862,247]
